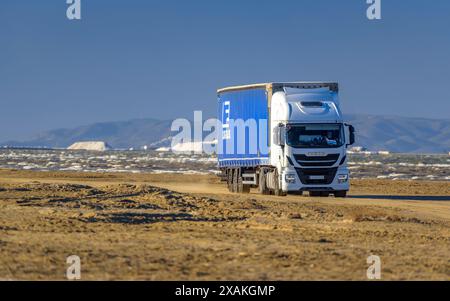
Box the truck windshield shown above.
[286,124,344,148]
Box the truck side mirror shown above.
[273,124,285,146]
[345,124,355,146]
[349,125,355,145]
[280,125,286,146]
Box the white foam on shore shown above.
[0,149,448,180]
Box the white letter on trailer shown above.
[366,0,381,20]
[222,101,231,140]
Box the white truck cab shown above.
[270,87,355,197]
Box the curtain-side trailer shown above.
[217,82,355,197]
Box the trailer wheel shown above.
[238,178,250,193]
[235,169,250,194]
[258,169,269,195]
[334,191,347,198]
[232,169,239,193]
[227,170,233,192]
[236,170,244,193]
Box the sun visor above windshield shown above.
[284,87,331,95]
[283,87,340,107]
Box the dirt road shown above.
[0,169,449,280]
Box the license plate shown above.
[309,175,325,180]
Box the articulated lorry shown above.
[217,82,355,197]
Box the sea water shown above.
[0,149,448,181]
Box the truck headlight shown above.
[337,174,348,183]
[285,174,296,184]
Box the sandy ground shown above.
[0,169,448,280]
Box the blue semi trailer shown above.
[217,82,355,197]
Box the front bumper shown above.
[282,167,349,192]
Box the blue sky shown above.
[1,0,449,140]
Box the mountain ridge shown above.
[2,115,450,153]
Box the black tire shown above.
[237,169,244,193]
[239,169,250,193]
[334,191,347,198]
[320,191,330,197]
[258,169,269,195]
[232,169,239,193]
[274,189,286,196]
[309,191,321,197]
[273,170,286,196]
[227,170,233,192]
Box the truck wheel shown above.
[237,170,244,193]
[232,169,239,193]
[334,191,347,198]
[227,170,233,192]
[273,170,286,196]
[320,191,329,197]
[232,169,249,193]
[309,191,321,197]
[258,170,269,195]
[274,188,286,196]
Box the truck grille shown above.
[295,167,338,185]
[293,154,340,167]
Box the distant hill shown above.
[2,115,450,153]
[345,114,450,153]
[1,119,173,150]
